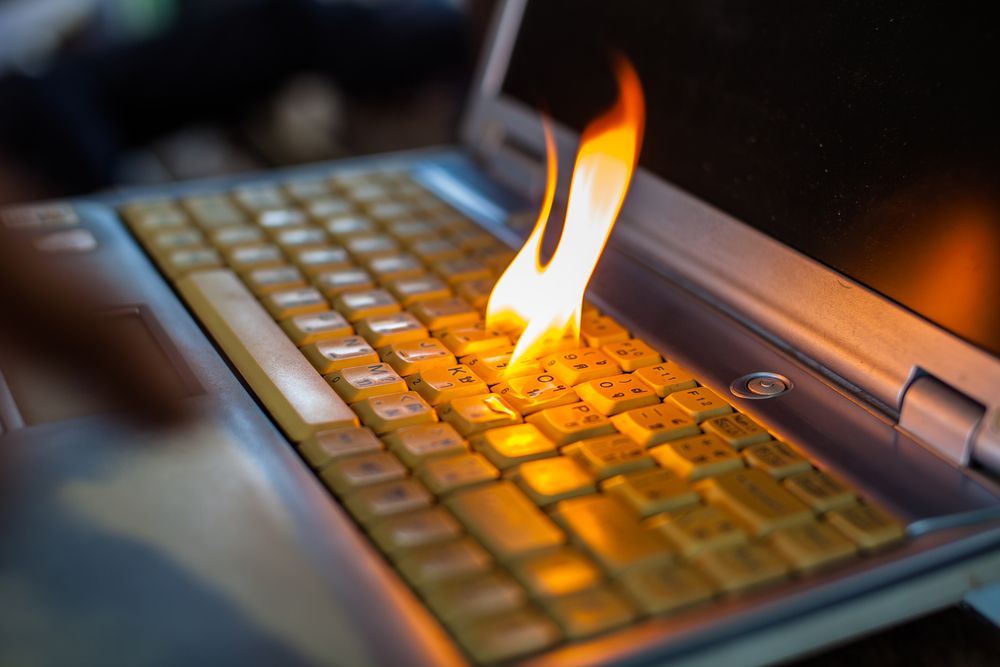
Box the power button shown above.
[730,372,793,400]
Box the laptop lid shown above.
[461,0,1000,471]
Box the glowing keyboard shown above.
[120,168,905,664]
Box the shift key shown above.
[445,481,565,562]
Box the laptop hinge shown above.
[898,373,985,468]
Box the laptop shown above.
[3,0,1000,665]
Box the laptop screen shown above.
[501,0,1000,356]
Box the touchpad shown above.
[1,308,198,427]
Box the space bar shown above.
[177,269,359,440]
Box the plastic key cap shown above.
[418,453,500,495]
[666,386,734,421]
[768,522,858,573]
[176,270,357,440]
[696,468,814,536]
[547,587,636,639]
[383,422,468,466]
[650,433,744,481]
[553,495,672,574]
[525,402,617,446]
[826,504,905,552]
[327,363,407,403]
[332,288,400,322]
[425,571,527,627]
[406,364,489,406]
[648,504,749,557]
[355,312,428,347]
[445,481,566,562]
[260,287,328,320]
[510,548,603,599]
[602,468,699,517]
[438,394,522,436]
[782,470,856,512]
[353,391,437,434]
[601,339,662,372]
[319,451,407,495]
[695,543,789,594]
[612,403,701,447]
[744,441,812,479]
[580,315,630,347]
[301,335,379,374]
[620,563,715,615]
[280,311,352,346]
[370,507,463,555]
[563,433,655,480]
[633,362,698,397]
[540,347,620,385]
[515,457,597,506]
[381,339,456,376]
[701,412,772,449]
[471,423,556,469]
[343,478,433,524]
[298,426,383,468]
[396,538,493,590]
[574,374,659,416]
[452,608,561,665]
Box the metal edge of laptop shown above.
[460,0,1000,475]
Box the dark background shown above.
[504,0,1000,356]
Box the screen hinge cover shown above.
[899,374,985,468]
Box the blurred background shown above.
[0,0,496,202]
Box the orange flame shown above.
[486,57,645,373]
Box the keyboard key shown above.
[574,374,658,415]
[701,412,772,449]
[782,470,856,512]
[261,287,328,320]
[471,423,556,469]
[284,178,331,201]
[386,275,451,305]
[273,226,328,250]
[435,257,492,285]
[291,246,352,275]
[525,402,617,446]
[648,504,748,557]
[439,326,510,357]
[354,391,437,434]
[149,227,204,254]
[601,339,662,371]
[319,451,407,495]
[322,214,378,241]
[365,254,425,282]
[509,548,603,598]
[245,266,306,295]
[343,478,433,524]
[177,270,357,440]
[298,426,383,468]
[580,315,629,347]
[455,277,496,309]
[425,571,527,627]
[332,288,400,322]
[769,522,858,573]
[182,195,246,228]
[410,237,463,263]
[695,543,789,594]
[516,457,597,506]
[620,563,715,616]
[418,453,500,495]
[744,441,812,479]
[255,208,306,233]
[345,235,400,261]
[410,297,481,330]
[666,386,734,421]
[384,219,440,245]
[438,394,522,436]
[547,587,636,639]
[493,373,578,415]
[696,468,813,536]
[463,349,538,385]
[611,403,701,447]
[301,335,379,374]
[826,503,905,552]
[633,362,698,397]
[209,224,265,248]
[603,468,699,517]
[381,339,456,376]
[397,538,493,590]
[236,186,288,212]
[384,422,468,466]
[553,495,672,574]
[160,247,223,278]
[445,481,565,562]
[650,433,744,480]
[369,507,463,554]
[540,347,620,385]
[564,433,655,480]
[452,608,560,665]
[313,268,375,296]
[407,364,489,406]
[280,311,352,346]
[327,363,407,403]
[355,312,428,347]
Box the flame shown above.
[486,56,645,373]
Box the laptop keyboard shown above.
[119,167,906,664]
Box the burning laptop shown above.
[2,0,999,665]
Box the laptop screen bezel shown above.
[460,0,1000,450]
